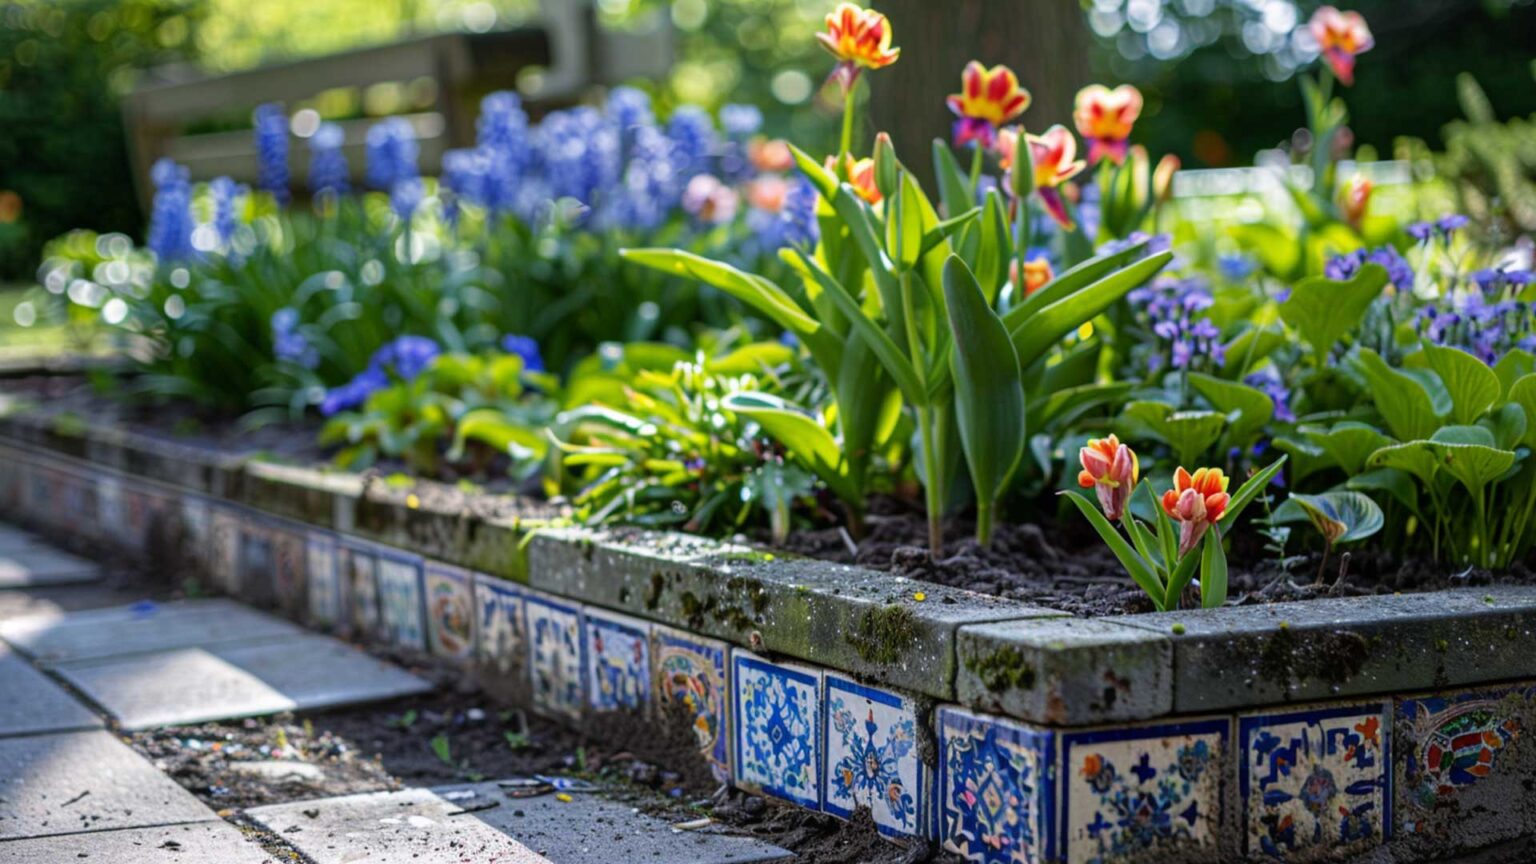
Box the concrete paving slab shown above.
[0,598,308,665]
[0,730,214,840]
[0,523,47,552]
[247,781,792,864]
[0,644,100,738]
[54,634,434,729]
[0,583,162,624]
[0,820,276,862]
[0,548,98,588]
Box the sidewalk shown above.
[0,519,789,863]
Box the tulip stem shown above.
[838,78,859,160]
[968,144,983,191]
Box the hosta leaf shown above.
[1287,491,1385,544]
[944,256,1027,523]
[1508,375,1536,448]
[448,408,547,463]
[1279,263,1387,357]
[1346,467,1420,516]
[1121,401,1226,466]
[1428,426,1517,497]
[1353,348,1444,441]
[1219,326,1288,378]
[1366,441,1440,487]
[1303,421,1394,476]
[1424,344,1500,425]
[1188,372,1274,447]
[1493,349,1535,399]
[1480,402,1528,452]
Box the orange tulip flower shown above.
[1073,84,1143,165]
[1161,467,1230,557]
[817,3,900,91]
[1078,435,1139,521]
[947,61,1031,150]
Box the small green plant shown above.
[429,734,452,765]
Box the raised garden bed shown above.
[5,389,1536,864]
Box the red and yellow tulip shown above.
[817,3,900,91]
[947,61,1031,150]
[1073,84,1143,165]
[1161,467,1230,557]
[1309,6,1373,86]
[825,153,882,205]
[1340,174,1371,230]
[1026,125,1087,229]
[1077,435,1138,521]
[1011,257,1054,298]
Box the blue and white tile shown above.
[526,591,584,721]
[375,550,426,652]
[822,675,925,838]
[341,540,381,640]
[1239,701,1390,861]
[1060,718,1229,863]
[423,561,475,661]
[938,707,1055,864]
[733,650,822,810]
[584,607,651,714]
[472,573,528,700]
[652,625,731,784]
[305,531,342,629]
[1395,683,1536,846]
[96,475,126,548]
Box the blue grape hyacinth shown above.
[366,118,419,191]
[308,123,350,198]
[253,103,290,204]
[146,159,194,262]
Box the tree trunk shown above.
[866,0,1093,190]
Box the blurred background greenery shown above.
[2,0,1534,281]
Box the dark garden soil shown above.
[7,373,1534,619]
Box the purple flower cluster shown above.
[253,104,290,204]
[1324,245,1414,293]
[500,334,544,373]
[271,308,319,369]
[308,123,350,198]
[747,175,819,252]
[1245,366,1296,423]
[1406,213,1469,243]
[146,159,194,262]
[1415,269,1536,365]
[366,118,420,191]
[1128,274,1223,372]
[1100,231,1172,258]
[208,177,242,249]
[320,336,440,416]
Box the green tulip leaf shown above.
[1200,527,1229,608]
[1009,251,1173,370]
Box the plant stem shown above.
[917,404,944,559]
[976,499,994,548]
[838,78,859,160]
[968,144,983,191]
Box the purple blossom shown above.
[1245,366,1295,423]
[500,334,544,373]
[146,159,194,262]
[253,103,290,204]
[1218,253,1256,282]
[1437,214,1469,234]
[319,367,388,416]
[370,335,440,380]
[308,123,349,197]
[271,307,318,369]
[667,106,717,179]
[390,177,424,222]
[208,177,242,249]
[1407,221,1434,242]
[1325,246,1413,293]
[1128,275,1221,373]
[366,118,419,191]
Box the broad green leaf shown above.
[1287,491,1385,544]
[1494,349,1535,398]
[789,248,924,405]
[944,256,1027,529]
[1219,327,1288,378]
[931,139,973,219]
[706,341,796,376]
[1428,426,1517,497]
[1424,344,1500,425]
[1480,402,1528,451]
[620,249,820,336]
[448,408,547,463]
[1005,238,1150,326]
[1061,491,1164,608]
[1035,383,1133,430]
[1353,348,1444,441]
[1508,375,1536,448]
[974,190,1013,303]
[1189,372,1274,447]
[1346,468,1419,516]
[1223,455,1288,527]
[1366,441,1440,487]
[1121,401,1226,466]
[722,392,860,506]
[1010,251,1173,370]
[1303,421,1394,475]
[1200,528,1228,608]
[1279,263,1388,357]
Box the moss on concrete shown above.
[846,605,920,665]
[964,645,1038,694]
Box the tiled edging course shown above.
[3,402,1536,862]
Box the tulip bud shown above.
[1010,126,1036,200]
[873,132,899,200]
[1153,154,1180,203]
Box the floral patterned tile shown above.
[1239,701,1390,861]
[423,562,475,661]
[584,607,651,714]
[473,574,529,704]
[341,539,381,641]
[305,532,342,629]
[270,522,308,619]
[526,591,584,721]
[822,675,925,838]
[376,550,426,652]
[937,706,1055,864]
[1395,683,1536,848]
[651,625,731,784]
[1060,718,1230,864]
[733,651,822,810]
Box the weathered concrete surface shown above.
[955,617,1173,724]
[0,821,276,862]
[1114,587,1536,713]
[0,598,307,665]
[525,526,1065,700]
[0,730,213,839]
[0,523,46,551]
[247,782,791,864]
[54,635,433,729]
[0,644,100,737]
[0,548,98,588]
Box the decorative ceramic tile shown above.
[236,518,275,606]
[96,475,126,546]
[651,625,730,783]
[1239,702,1390,861]
[342,540,380,640]
[526,592,584,721]
[822,675,925,837]
[56,471,98,540]
[733,651,822,810]
[305,532,342,629]
[938,706,1055,864]
[423,562,475,661]
[1060,718,1229,863]
[472,574,528,698]
[26,464,57,520]
[179,496,211,574]
[124,484,170,552]
[584,607,651,714]
[376,550,426,651]
[208,505,242,594]
[270,522,308,618]
[1396,684,1536,844]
